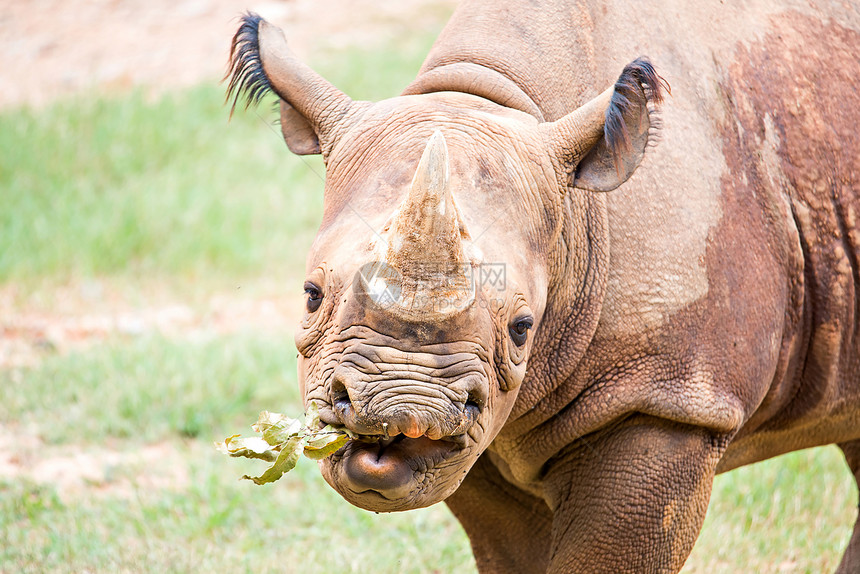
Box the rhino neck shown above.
[407,0,599,121]
[507,187,610,425]
[403,62,546,121]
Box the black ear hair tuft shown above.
[603,58,670,171]
[225,12,274,118]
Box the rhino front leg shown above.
[542,415,727,574]
[446,453,553,574]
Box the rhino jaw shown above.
[321,428,472,511]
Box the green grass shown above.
[0,333,300,444]
[0,86,324,287]
[685,447,857,573]
[0,473,473,574]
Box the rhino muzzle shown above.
[321,358,488,505]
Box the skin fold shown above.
[226,1,860,571]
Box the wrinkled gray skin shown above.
[227,1,860,572]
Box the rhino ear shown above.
[544,58,668,192]
[226,13,369,158]
[279,100,320,155]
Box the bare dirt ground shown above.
[0,281,306,366]
[0,0,457,108]
[0,420,191,501]
[0,0,457,489]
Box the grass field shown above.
[1,17,857,574]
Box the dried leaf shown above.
[253,411,303,446]
[217,435,278,462]
[218,406,355,484]
[305,401,322,429]
[241,435,304,485]
[303,431,350,460]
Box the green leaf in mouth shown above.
[217,403,356,484]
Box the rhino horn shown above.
[386,131,466,275]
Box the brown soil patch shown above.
[0,422,190,501]
[1,0,457,108]
[0,281,306,366]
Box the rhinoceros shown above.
[225,1,860,572]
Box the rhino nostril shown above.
[330,374,352,414]
[456,376,488,419]
[465,390,484,417]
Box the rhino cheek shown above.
[297,355,308,398]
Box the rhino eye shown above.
[509,316,533,347]
[304,281,323,313]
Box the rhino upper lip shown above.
[353,431,468,451]
[320,404,471,451]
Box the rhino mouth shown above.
[334,431,466,501]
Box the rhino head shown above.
[227,14,665,511]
